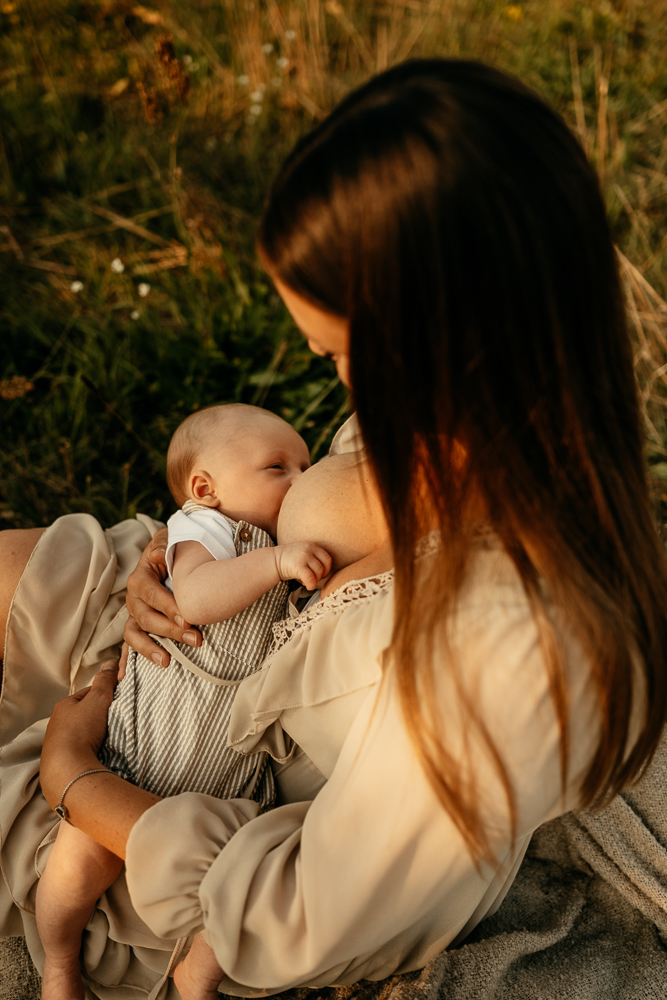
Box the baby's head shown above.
[167,403,310,536]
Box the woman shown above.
[2,59,667,1000]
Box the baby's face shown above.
[199,418,310,536]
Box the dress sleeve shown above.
[124,581,601,995]
[328,412,365,456]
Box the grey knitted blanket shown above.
[4,735,667,999]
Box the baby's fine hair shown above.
[166,403,283,507]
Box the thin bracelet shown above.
[54,769,110,824]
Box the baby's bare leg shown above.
[36,822,123,1000]
[173,932,224,1000]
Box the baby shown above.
[36,403,344,1000]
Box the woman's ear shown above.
[189,470,219,507]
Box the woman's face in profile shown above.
[273,276,351,387]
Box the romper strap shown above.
[149,634,244,687]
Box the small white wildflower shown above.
[271,76,282,88]
[285,29,297,40]
[70,280,84,293]
[250,89,263,102]
[250,103,262,116]
[261,42,273,54]
[237,74,249,85]
[130,310,140,320]
[110,257,124,274]
[182,54,193,65]
[138,283,151,298]
[205,136,217,151]
[276,56,289,69]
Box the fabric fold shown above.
[558,734,667,939]
[228,574,392,774]
[1,513,162,747]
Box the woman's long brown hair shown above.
[258,60,667,860]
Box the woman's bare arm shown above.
[123,528,202,668]
[40,662,159,858]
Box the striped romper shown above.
[99,503,289,810]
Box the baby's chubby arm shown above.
[171,539,332,625]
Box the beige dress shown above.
[0,476,604,1000]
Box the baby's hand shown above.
[274,542,332,590]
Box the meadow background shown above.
[2,0,667,530]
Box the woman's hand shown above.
[40,662,119,811]
[124,528,201,668]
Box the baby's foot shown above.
[173,952,221,1000]
[41,956,86,1000]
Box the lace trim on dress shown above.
[266,527,492,660]
[267,570,395,659]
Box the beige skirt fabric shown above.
[1,512,163,745]
[0,513,188,1000]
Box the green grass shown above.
[2,0,667,529]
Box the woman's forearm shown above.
[48,759,160,859]
[40,662,161,858]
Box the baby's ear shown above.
[189,471,218,507]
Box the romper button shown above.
[239,528,252,542]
